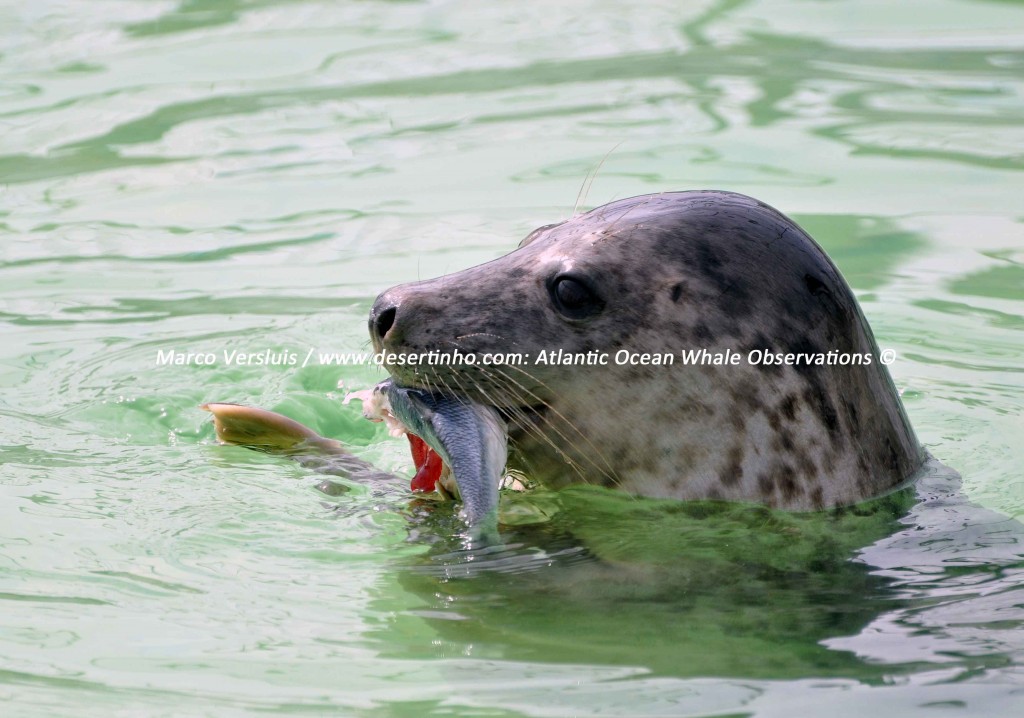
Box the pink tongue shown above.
[407,434,444,492]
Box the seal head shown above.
[368,191,923,510]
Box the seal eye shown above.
[550,275,604,320]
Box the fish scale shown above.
[377,379,508,531]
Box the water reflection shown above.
[5,1,1022,187]
[365,461,1023,681]
[2,0,1023,712]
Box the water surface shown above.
[1,0,1023,715]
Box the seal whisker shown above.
[472,366,596,485]
[572,165,596,219]
[574,142,623,218]
[439,361,567,464]
[363,190,923,510]
[488,364,621,487]
[442,368,518,449]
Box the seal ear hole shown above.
[671,283,684,303]
[804,274,829,296]
[549,274,605,320]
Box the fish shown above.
[349,379,508,532]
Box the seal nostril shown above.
[375,306,397,339]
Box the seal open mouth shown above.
[348,379,508,530]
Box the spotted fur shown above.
[368,191,924,510]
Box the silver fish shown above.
[374,379,507,533]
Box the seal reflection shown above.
[367,481,922,679]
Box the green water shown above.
[2,0,1023,716]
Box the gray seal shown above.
[367,191,924,510]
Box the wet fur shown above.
[370,191,924,510]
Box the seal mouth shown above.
[346,382,451,494]
[348,379,509,530]
[403,382,548,464]
[396,388,548,493]
[401,391,545,496]
[494,403,549,442]
[379,362,549,451]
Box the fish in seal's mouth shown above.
[347,379,508,529]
